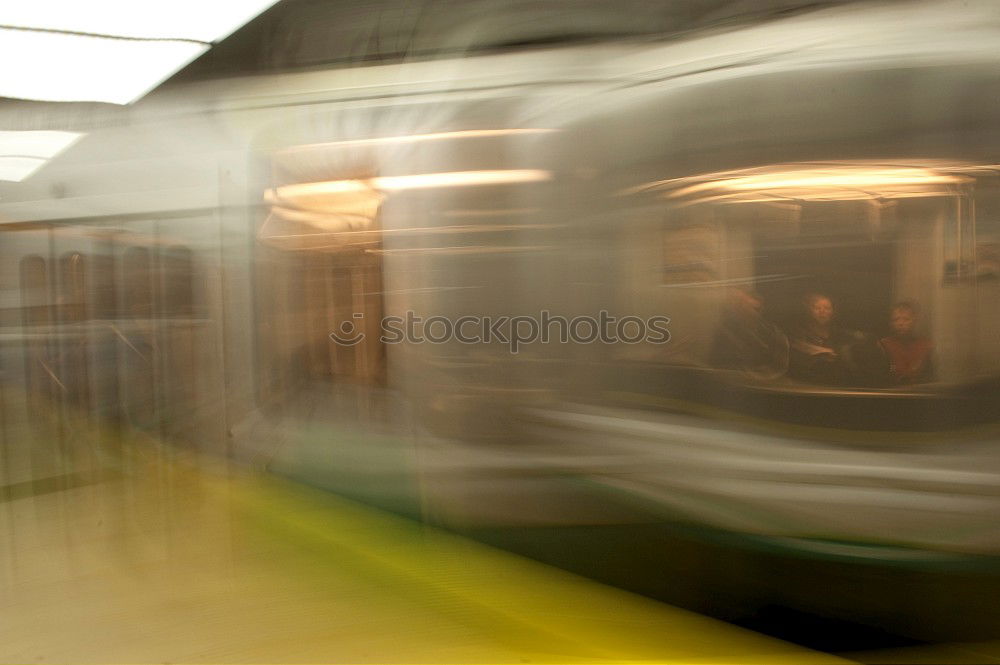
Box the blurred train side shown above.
[0,40,611,477]
[3,0,1000,641]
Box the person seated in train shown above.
[788,293,863,386]
[709,287,789,380]
[878,301,934,385]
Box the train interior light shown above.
[261,170,551,249]
[630,162,995,204]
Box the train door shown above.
[255,221,388,418]
[253,136,390,424]
[50,227,104,476]
[18,245,61,479]
[113,223,204,447]
[1,224,107,484]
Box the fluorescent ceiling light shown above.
[0,28,207,103]
[0,0,280,43]
[0,130,83,182]
[0,156,46,182]
[0,130,83,158]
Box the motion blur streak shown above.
[4,0,1000,661]
[277,128,558,151]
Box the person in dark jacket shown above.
[710,287,789,380]
[788,293,861,385]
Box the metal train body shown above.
[3,0,1000,639]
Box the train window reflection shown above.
[58,252,87,323]
[57,252,90,410]
[122,247,152,319]
[635,162,1000,394]
[19,255,50,328]
[255,157,388,418]
[20,256,52,417]
[120,246,155,429]
[91,252,117,320]
[161,246,194,318]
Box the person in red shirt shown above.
[879,301,934,385]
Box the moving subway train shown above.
[3,0,1000,641]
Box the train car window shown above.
[122,247,153,319]
[157,246,198,444]
[612,162,1000,429]
[161,246,195,319]
[253,149,388,415]
[19,256,53,416]
[57,252,91,411]
[942,193,977,285]
[19,256,50,328]
[662,223,723,286]
[966,187,1000,282]
[58,252,88,324]
[119,246,156,430]
[91,252,117,320]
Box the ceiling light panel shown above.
[0,28,208,103]
[0,156,47,182]
[0,130,83,159]
[0,131,83,182]
[0,0,280,43]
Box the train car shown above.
[2,0,1000,644]
[394,0,1000,640]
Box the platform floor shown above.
[5,433,1000,664]
[0,437,860,665]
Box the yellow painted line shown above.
[211,467,853,664]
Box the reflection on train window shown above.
[633,162,1000,390]
[120,246,155,429]
[123,247,153,319]
[59,252,87,323]
[255,243,387,401]
[91,253,117,319]
[20,256,53,416]
[158,245,198,443]
[20,255,50,328]
[161,246,194,318]
[58,252,90,410]
[662,222,722,285]
[255,162,388,414]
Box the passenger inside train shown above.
[624,161,1000,395]
[879,300,934,386]
[787,292,865,386]
[713,290,929,389]
[708,287,788,380]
